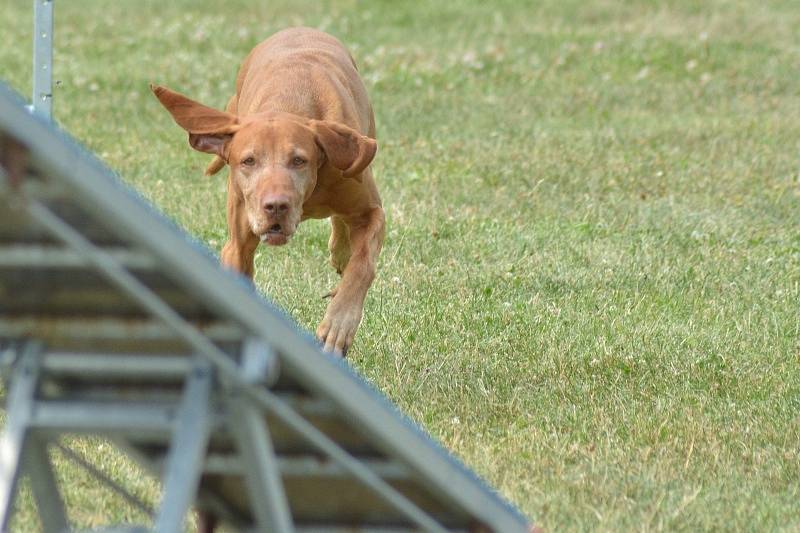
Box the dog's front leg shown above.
[317,206,385,356]
[220,175,259,277]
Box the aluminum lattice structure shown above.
[0,82,531,532]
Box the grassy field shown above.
[2,0,800,530]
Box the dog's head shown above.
[151,84,376,246]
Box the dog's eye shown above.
[242,156,256,167]
[291,156,307,167]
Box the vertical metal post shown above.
[230,398,294,533]
[153,361,213,533]
[0,343,43,531]
[32,0,54,118]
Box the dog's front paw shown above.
[316,300,363,357]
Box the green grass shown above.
[2,0,800,530]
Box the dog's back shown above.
[205,27,375,177]
[236,28,373,134]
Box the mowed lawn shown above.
[2,0,799,530]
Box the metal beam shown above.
[31,402,176,433]
[0,244,155,269]
[23,198,247,381]
[200,454,410,481]
[42,351,192,379]
[295,529,444,533]
[0,317,241,344]
[240,337,279,387]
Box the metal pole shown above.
[154,362,213,533]
[32,0,54,118]
[24,437,69,533]
[0,343,43,531]
[230,397,294,533]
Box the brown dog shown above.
[152,28,384,357]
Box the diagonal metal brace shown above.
[229,395,294,533]
[24,435,68,533]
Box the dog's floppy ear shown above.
[311,120,377,180]
[150,84,240,158]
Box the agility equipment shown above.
[0,82,531,532]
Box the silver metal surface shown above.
[42,352,192,379]
[0,244,155,269]
[32,0,54,117]
[24,436,69,533]
[240,337,280,386]
[201,455,410,480]
[31,402,176,433]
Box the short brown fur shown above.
[152,27,384,358]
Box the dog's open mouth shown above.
[260,223,289,246]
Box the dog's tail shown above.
[205,156,226,176]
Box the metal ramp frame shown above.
[0,82,531,532]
